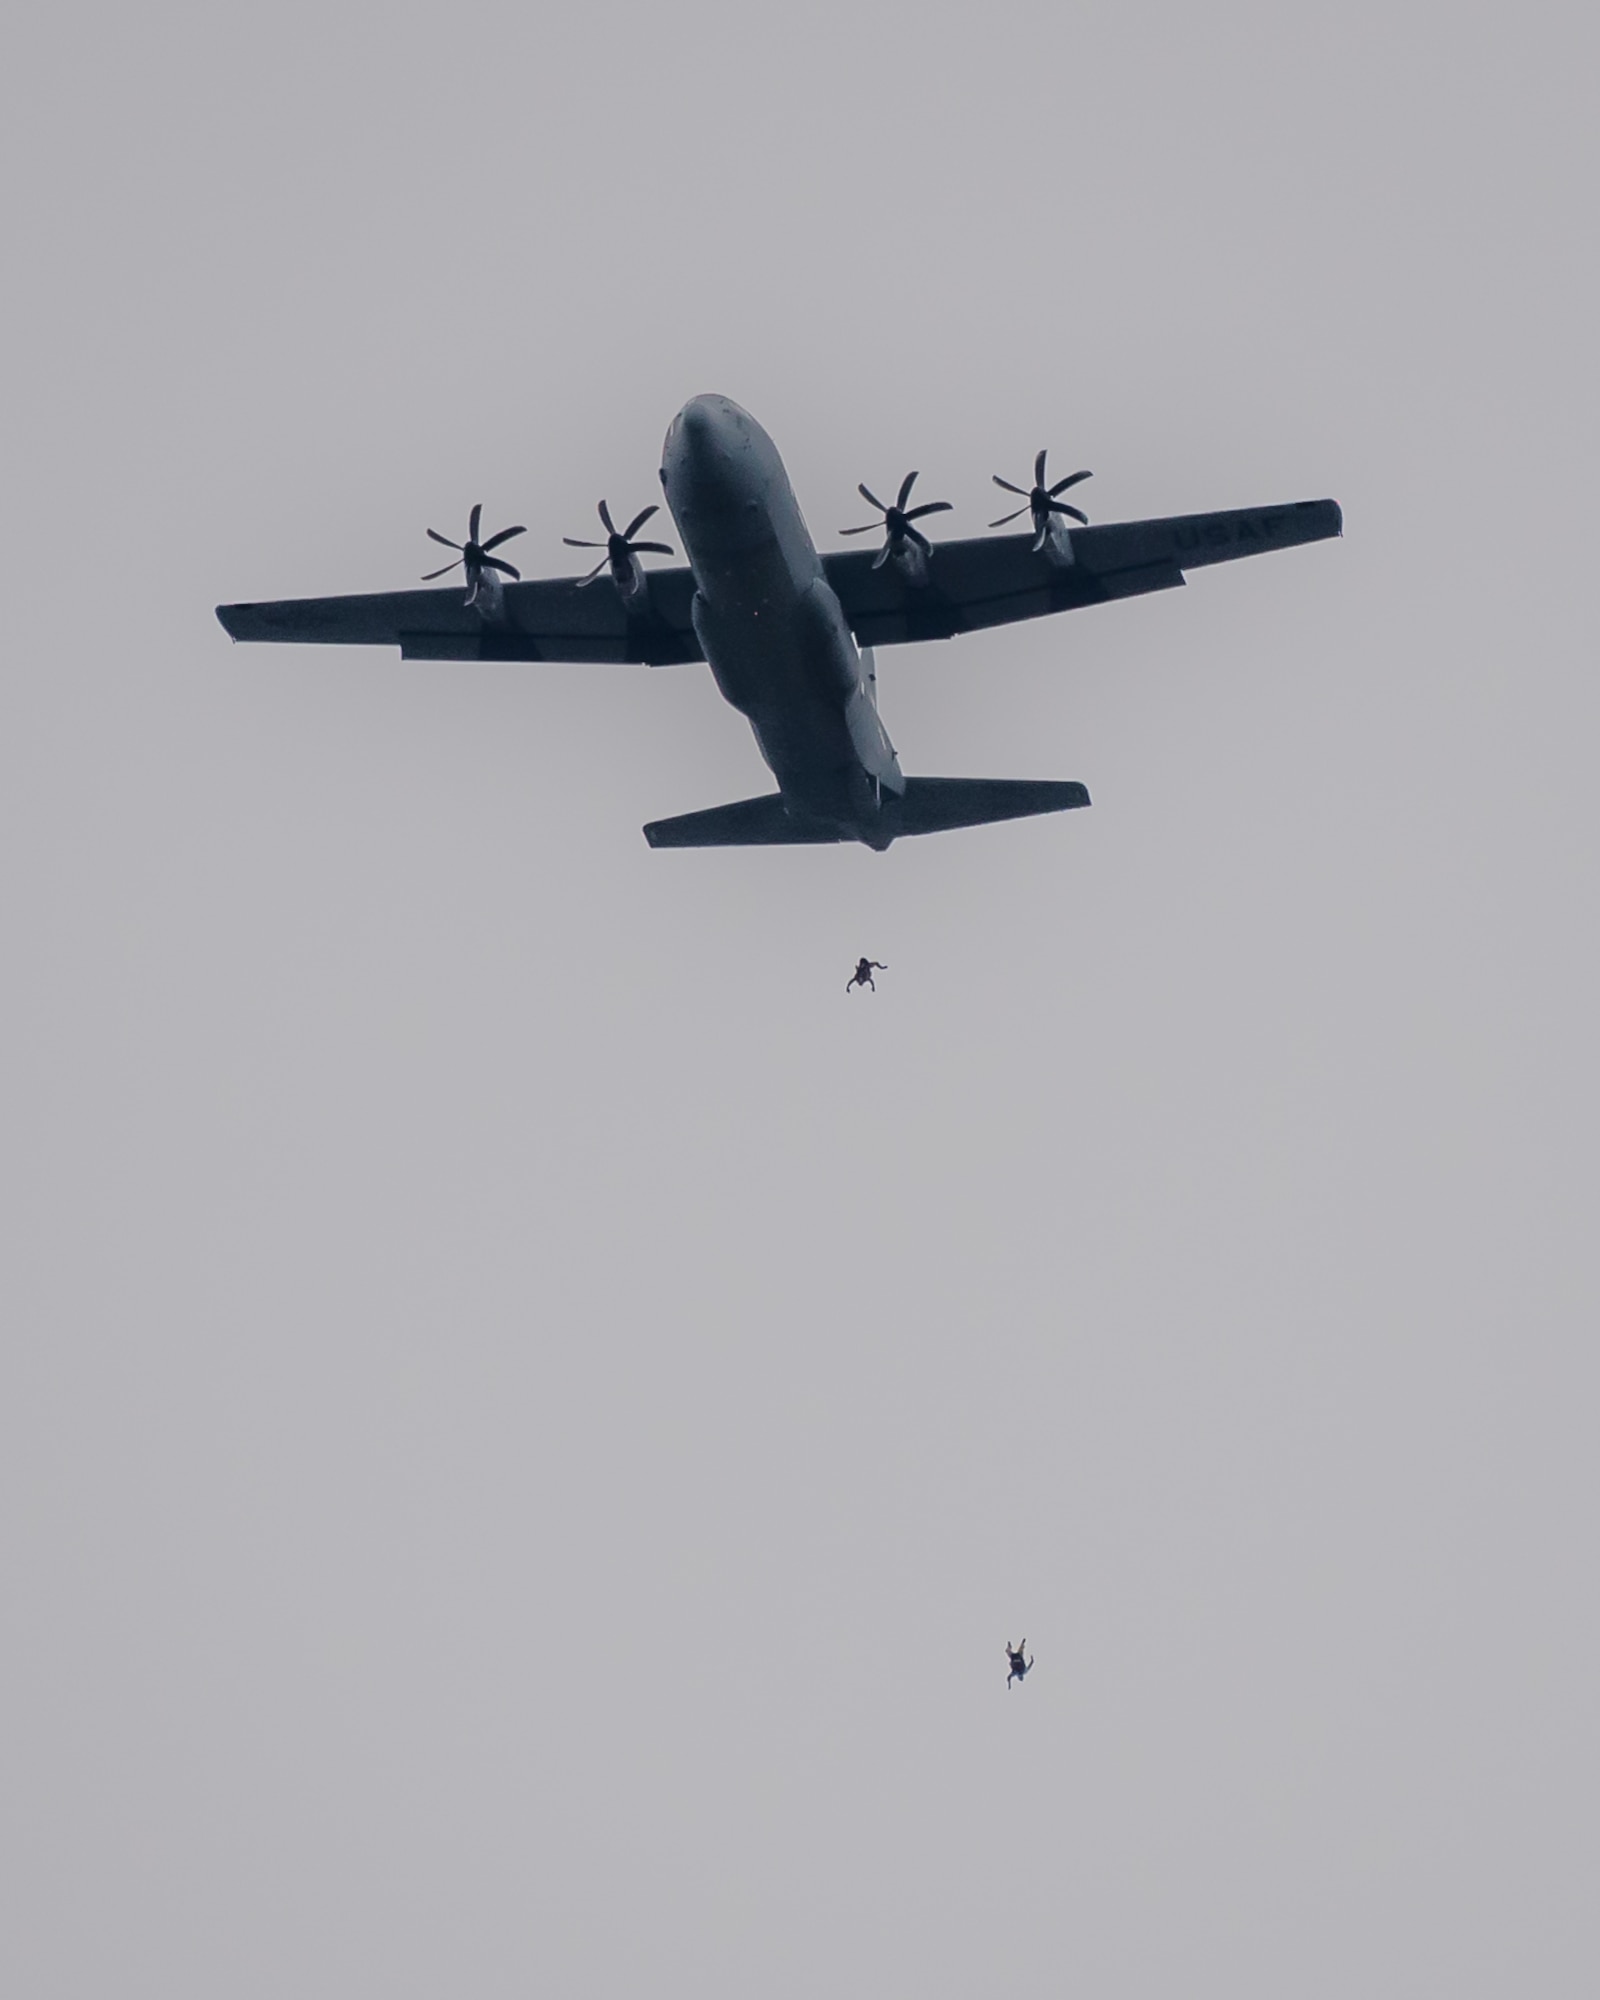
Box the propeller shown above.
[990,450,1092,551]
[840,471,952,570]
[563,500,675,588]
[422,503,526,604]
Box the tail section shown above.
[643,777,1090,849]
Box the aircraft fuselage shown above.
[660,395,903,847]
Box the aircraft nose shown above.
[661,395,772,555]
[664,395,738,498]
[678,395,720,437]
[664,394,735,468]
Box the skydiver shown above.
[846,957,887,993]
[1006,1640,1033,1688]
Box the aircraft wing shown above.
[823,499,1342,647]
[216,569,704,665]
[217,498,1339,662]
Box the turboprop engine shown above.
[422,503,526,613]
[839,471,952,586]
[564,501,676,611]
[990,449,1092,566]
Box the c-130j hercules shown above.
[218,395,1340,850]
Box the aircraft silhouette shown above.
[218,396,1340,850]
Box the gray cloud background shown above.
[3,2,1597,1994]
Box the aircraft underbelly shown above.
[662,392,901,827]
[691,568,869,813]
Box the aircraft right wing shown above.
[216,568,705,666]
[822,500,1342,648]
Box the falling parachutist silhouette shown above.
[846,957,887,993]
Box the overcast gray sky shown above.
[3,2,1597,1995]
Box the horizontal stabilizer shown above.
[643,796,840,848]
[643,778,1090,849]
[893,776,1090,834]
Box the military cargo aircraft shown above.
[216,395,1340,850]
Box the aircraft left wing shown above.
[216,569,704,665]
[823,499,1341,648]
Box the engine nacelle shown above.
[467,565,508,621]
[609,549,651,613]
[1039,512,1077,569]
[887,539,932,588]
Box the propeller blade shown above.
[907,525,932,554]
[871,543,893,571]
[576,556,610,586]
[1049,500,1090,525]
[989,505,1029,528]
[902,500,951,521]
[621,505,659,542]
[1031,524,1050,554]
[1048,470,1092,495]
[563,537,605,548]
[629,540,675,556]
[481,524,526,552]
[597,499,617,535]
[426,528,461,550]
[469,503,482,544]
[839,522,879,536]
[422,559,462,580]
[992,476,1029,498]
[1034,449,1048,489]
[482,555,521,579]
[895,470,919,510]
